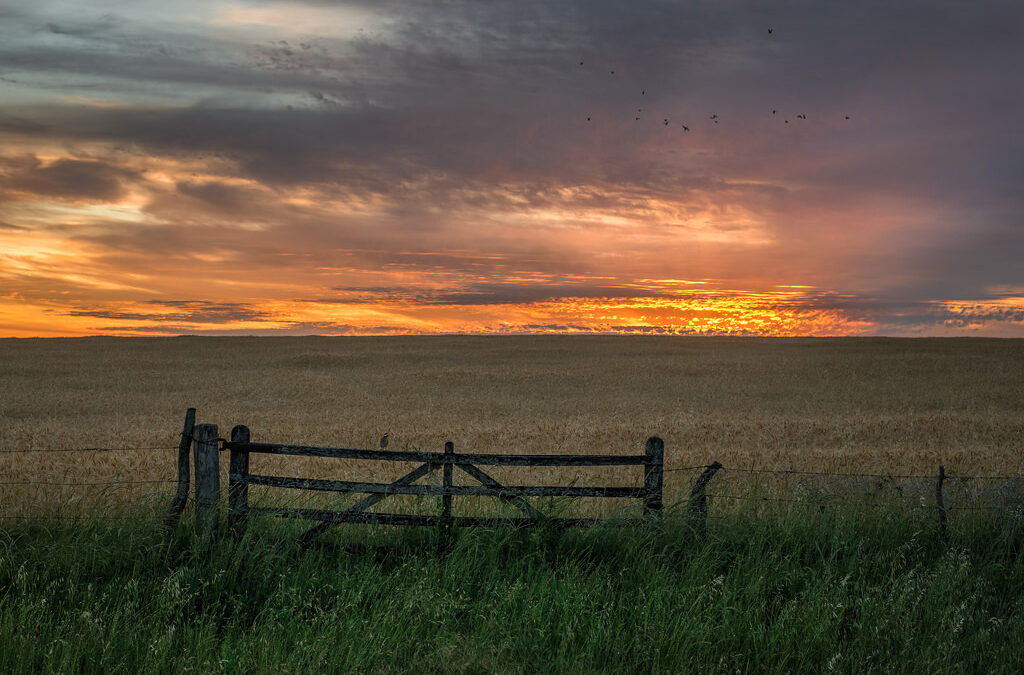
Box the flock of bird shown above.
[579,28,851,131]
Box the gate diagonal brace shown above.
[457,462,544,521]
[298,461,439,545]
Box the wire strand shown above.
[0,479,176,486]
[0,515,160,522]
[719,465,1023,481]
[0,446,178,454]
[713,493,930,508]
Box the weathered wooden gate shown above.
[181,420,664,544]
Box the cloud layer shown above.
[1,0,1022,336]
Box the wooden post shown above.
[689,461,723,530]
[644,437,664,521]
[164,408,196,545]
[936,464,947,539]
[438,441,454,551]
[192,423,220,540]
[228,425,250,537]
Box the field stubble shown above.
[1,335,1022,519]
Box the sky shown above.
[1,0,1022,337]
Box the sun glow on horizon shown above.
[0,287,895,338]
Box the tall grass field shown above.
[2,336,1023,672]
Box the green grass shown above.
[2,506,1024,674]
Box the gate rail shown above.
[173,417,665,544]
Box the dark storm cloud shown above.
[174,181,268,212]
[94,321,417,336]
[0,115,49,135]
[771,291,1024,332]
[4,0,1019,195]
[68,300,271,324]
[3,0,1015,218]
[330,280,651,305]
[276,321,412,335]
[0,156,140,201]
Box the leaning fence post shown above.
[936,464,947,539]
[440,441,454,549]
[228,425,250,537]
[192,423,220,540]
[164,407,196,545]
[689,461,723,530]
[644,437,664,521]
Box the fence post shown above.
[192,423,220,540]
[689,461,723,530]
[936,464,947,539]
[440,441,454,549]
[644,437,664,521]
[164,407,196,545]
[228,425,250,537]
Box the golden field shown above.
[1,335,1022,518]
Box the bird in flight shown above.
[568,37,857,135]
[380,433,389,450]
[768,28,773,34]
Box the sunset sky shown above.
[1,0,1022,336]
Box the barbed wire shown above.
[0,446,178,454]
[0,479,176,487]
[674,464,1024,482]
[0,515,159,523]
[723,466,933,480]
[712,493,1020,511]
[714,493,925,508]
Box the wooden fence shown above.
[166,410,668,545]
[163,408,972,546]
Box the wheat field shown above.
[1,335,1022,518]
[3,336,1024,672]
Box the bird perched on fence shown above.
[380,433,389,450]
